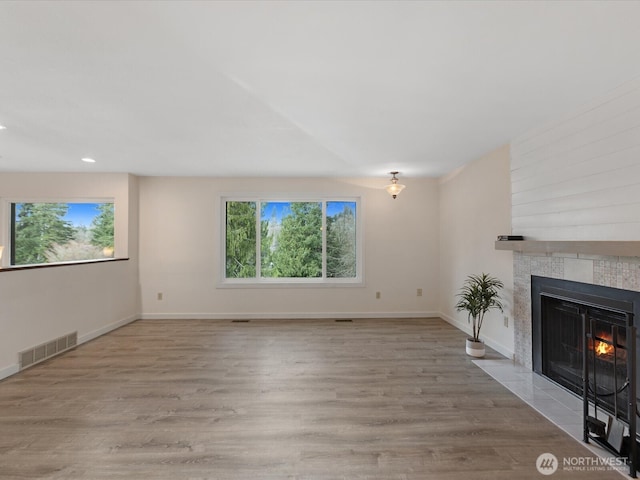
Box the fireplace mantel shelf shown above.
[494,240,640,257]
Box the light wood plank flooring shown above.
[0,318,624,479]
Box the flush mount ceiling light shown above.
[385,171,406,199]
[81,157,96,163]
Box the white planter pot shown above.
[466,338,485,358]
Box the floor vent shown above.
[19,332,78,370]
[232,320,250,323]
[335,319,353,323]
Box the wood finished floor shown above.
[0,318,622,479]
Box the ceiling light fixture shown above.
[0,125,6,130]
[385,171,406,199]
[81,157,96,163]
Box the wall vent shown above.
[19,332,78,370]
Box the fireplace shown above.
[531,276,640,475]
[532,276,640,407]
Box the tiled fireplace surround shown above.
[513,251,640,369]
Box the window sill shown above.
[218,278,365,289]
[0,257,129,273]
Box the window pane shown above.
[225,201,257,278]
[12,202,115,265]
[326,201,357,278]
[261,201,322,278]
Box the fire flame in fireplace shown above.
[594,331,616,357]
[595,340,614,356]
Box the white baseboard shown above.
[78,314,139,344]
[0,363,19,381]
[139,311,439,320]
[439,312,514,360]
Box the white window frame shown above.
[219,195,364,288]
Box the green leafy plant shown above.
[455,273,504,342]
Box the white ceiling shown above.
[1,1,639,179]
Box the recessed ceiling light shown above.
[0,125,6,130]
[81,157,96,163]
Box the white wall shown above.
[138,176,439,318]
[437,145,514,358]
[0,173,139,378]
[511,76,640,240]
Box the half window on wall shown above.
[224,198,361,284]
[10,202,115,266]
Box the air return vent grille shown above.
[19,332,77,370]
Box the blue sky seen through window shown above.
[65,203,105,226]
[261,201,355,222]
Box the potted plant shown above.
[455,273,504,358]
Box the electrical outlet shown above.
[417,288,423,297]
[376,291,381,299]
[503,315,509,327]
[157,292,163,301]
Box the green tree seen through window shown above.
[326,202,356,278]
[91,203,115,255]
[226,201,258,278]
[14,203,75,265]
[266,202,322,278]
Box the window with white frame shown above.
[223,198,361,284]
[9,201,115,266]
